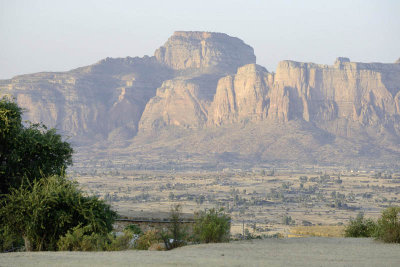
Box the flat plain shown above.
[72,169,400,236]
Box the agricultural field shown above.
[71,169,400,237]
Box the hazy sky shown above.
[1,0,399,79]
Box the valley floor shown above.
[1,238,399,267]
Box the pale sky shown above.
[0,0,399,79]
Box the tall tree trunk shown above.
[23,236,33,251]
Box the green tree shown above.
[0,97,73,195]
[160,204,187,249]
[0,176,117,251]
[194,208,231,243]
[375,206,400,243]
[344,212,376,237]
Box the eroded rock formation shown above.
[1,31,399,167]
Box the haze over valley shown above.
[1,31,400,171]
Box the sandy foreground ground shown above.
[1,238,400,267]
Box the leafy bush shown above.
[345,212,377,237]
[0,225,24,252]
[57,225,110,251]
[124,224,143,235]
[0,176,117,251]
[375,206,400,243]
[58,226,133,251]
[194,208,231,243]
[135,229,161,250]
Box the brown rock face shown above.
[0,56,173,144]
[2,32,400,167]
[209,64,273,125]
[154,31,256,73]
[268,59,400,138]
[138,78,209,132]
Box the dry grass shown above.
[289,225,345,237]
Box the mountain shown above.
[1,31,400,170]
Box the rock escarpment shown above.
[154,31,256,73]
[1,31,399,167]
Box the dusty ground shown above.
[1,238,400,267]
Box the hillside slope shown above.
[1,31,399,169]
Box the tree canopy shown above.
[0,97,73,195]
[0,176,117,251]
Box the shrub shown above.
[124,224,143,235]
[375,206,400,243]
[0,225,24,252]
[57,225,109,251]
[194,208,231,243]
[135,230,161,250]
[0,176,117,251]
[58,225,133,251]
[345,212,377,237]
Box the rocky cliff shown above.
[154,31,256,73]
[1,31,399,168]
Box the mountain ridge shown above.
[1,31,399,169]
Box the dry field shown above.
[1,238,400,267]
[71,170,400,236]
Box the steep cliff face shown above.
[154,31,256,73]
[209,64,273,125]
[0,56,172,144]
[138,31,257,133]
[138,78,209,132]
[268,58,400,138]
[1,31,400,167]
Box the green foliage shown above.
[344,212,377,237]
[135,229,161,250]
[57,225,110,251]
[0,97,73,195]
[375,206,400,243]
[168,204,187,248]
[0,176,117,251]
[159,204,187,250]
[282,215,295,226]
[194,208,231,243]
[124,224,143,235]
[0,225,24,252]
[57,226,132,251]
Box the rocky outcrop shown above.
[0,56,172,144]
[138,78,209,132]
[154,31,256,73]
[268,58,400,138]
[209,64,273,125]
[1,32,400,167]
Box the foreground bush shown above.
[194,208,231,243]
[344,212,377,237]
[135,229,161,250]
[57,226,132,251]
[0,225,24,252]
[0,176,117,251]
[375,207,400,243]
